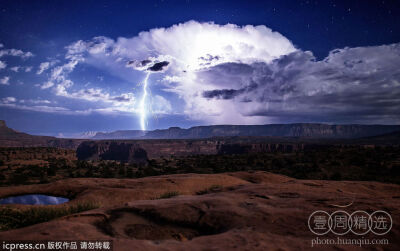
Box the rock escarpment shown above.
[76,139,311,161]
[138,123,400,139]
[90,123,400,140]
[0,120,83,149]
[92,130,146,139]
[76,141,148,164]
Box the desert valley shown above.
[0,120,399,250]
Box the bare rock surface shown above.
[0,172,399,250]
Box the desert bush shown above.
[9,173,30,185]
[47,166,57,176]
[84,168,94,177]
[330,171,342,181]
[118,165,126,176]
[196,184,223,195]
[76,160,93,169]
[142,166,160,176]
[155,191,179,199]
[126,167,134,178]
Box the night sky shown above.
[0,0,399,137]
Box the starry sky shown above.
[0,0,399,137]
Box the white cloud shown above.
[1,96,16,103]
[65,21,295,72]
[38,58,81,95]
[0,76,10,85]
[55,84,137,109]
[0,96,81,115]
[0,62,6,71]
[50,60,80,82]
[9,66,32,73]
[105,21,296,123]
[0,102,77,115]
[151,95,172,114]
[0,60,6,69]
[0,98,139,116]
[43,21,295,121]
[10,66,20,72]
[0,48,34,59]
[19,99,52,104]
[40,81,55,89]
[37,60,57,74]
[36,51,138,113]
[37,62,50,74]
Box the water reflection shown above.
[0,194,69,205]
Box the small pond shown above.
[0,194,69,205]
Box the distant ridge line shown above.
[91,123,400,140]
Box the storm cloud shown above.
[41,21,400,124]
[147,61,169,72]
[203,89,241,99]
[198,44,400,123]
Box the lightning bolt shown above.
[139,72,151,131]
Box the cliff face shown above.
[144,124,400,139]
[76,139,310,161]
[83,123,400,139]
[0,120,83,149]
[77,140,220,160]
[92,130,146,139]
[78,130,400,162]
[2,119,400,149]
[93,124,400,140]
[76,141,148,164]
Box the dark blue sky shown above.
[0,0,399,136]
[2,0,399,58]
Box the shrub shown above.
[155,191,179,199]
[10,173,30,185]
[125,167,133,178]
[196,185,223,195]
[330,172,342,181]
[118,166,126,176]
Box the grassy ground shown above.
[0,201,99,231]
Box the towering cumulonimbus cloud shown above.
[47,21,400,124]
[59,21,296,123]
[116,21,297,70]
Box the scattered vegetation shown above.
[0,201,99,231]
[1,145,400,186]
[196,185,223,195]
[155,191,180,199]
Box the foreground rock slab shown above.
[0,172,399,250]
